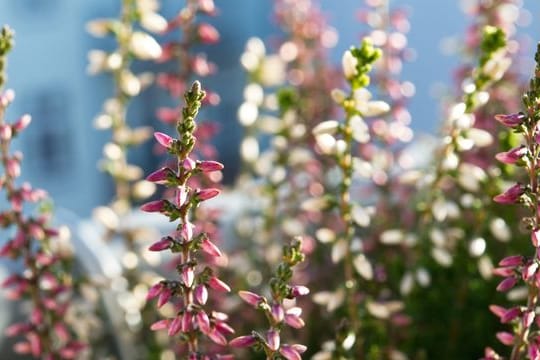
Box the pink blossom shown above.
[182,267,194,287]
[493,183,525,204]
[168,316,183,336]
[196,311,211,334]
[498,255,523,267]
[147,282,163,300]
[280,345,302,360]
[532,229,540,247]
[198,160,224,172]
[208,329,227,346]
[496,331,515,345]
[523,310,535,328]
[495,146,527,164]
[208,276,230,292]
[0,124,12,140]
[158,286,172,307]
[149,237,172,251]
[150,319,170,331]
[154,131,174,148]
[198,23,220,44]
[271,304,285,323]
[13,114,31,132]
[238,290,263,307]
[140,200,166,213]
[494,112,526,127]
[290,285,310,297]
[229,335,257,348]
[496,276,518,292]
[523,261,539,281]
[266,329,280,351]
[200,236,222,257]
[501,307,521,323]
[195,188,220,201]
[194,284,208,305]
[146,167,175,184]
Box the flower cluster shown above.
[311,38,392,357]
[486,42,540,360]
[230,237,309,360]
[156,0,220,162]
[0,26,84,359]
[87,0,164,215]
[143,81,232,358]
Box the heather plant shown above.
[0,26,84,359]
[484,42,540,360]
[143,81,233,359]
[311,38,394,358]
[230,237,309,360]
[156,0,221,162]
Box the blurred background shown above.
[0,0,539,216]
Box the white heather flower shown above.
[431,247,453,267]
[350,115,370,143]
[363,101,390,117]
[260,55,286,86]
[245,37,266,58]
[489,218,511,242]
[136,0,159,13]
[353,254,373,280]
[416,268,431,287]
[119,70,141,96]
[467,128,493,147]
[86,19,111,37]
[87,50,107,74]
[483,51,511,81]
[240,136,259,163]
[400,272,414,295]
[106,52,123,71]
[313,120,339,136]
[129,32,162,60]
[140,12,167,33]
[380,229,404,245]
[315,133,337,155]
[441,151,459,171]
[342,50,358,79]
[331,88,346,104]
[301,197,329,212]
[331,239,347,263]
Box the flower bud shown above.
[140,200,165,213]
[130,32,162,60]
[495,146,527,164]
[154,132,174,148]
[13,114,31,132]
[200,236,222,257]
[0,125,12,140]
[195,188,220,201]
[342,50,358,79]
[198,23,220,44]
[230,335,257,348]
[496,276,517,292]
[493,183,525,204]
[194,284,208,305]
[197,160,224,172]
[238,290,263,307]
[267,330,280,351]
[208,276,231,292]
[494,113,525,127]
[168,316,182,336]
[149,237,171,251]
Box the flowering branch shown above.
[144,81,232,358]
[230,237,309,360]
[87,0,163,214]
[487,42,540,360]
[312,38,389,357]
[0,25,84,359]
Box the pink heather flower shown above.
[181,221,194,242]
[198,160,224,172]
[198,0,216,15]
[183,157,196,171]
[147,282,163,301]
[198,23,220,44]
[230,335,257,348]
[6,158,20,178]
[150,319,170,331]
[0,124,12,140]
[182,311,193,332]
[13,114,31,132]
[214,320,235,335]
[493,183,525,204]
[482,347,501,360]
[280,345,302,360]
[284,314,305,329]
[495,146,527,164]
[182,267,195,287]
[499,255,523,267]
[194,284,208,305]
[208,276,231,292]
[523,310,536,328]
[196,311,211,334]
[168,316,183,336]
[140,200,166,213]
[266,329,280,351]
[208,329,227,346]
[239,291,263,307]
[496,276,518,292]
[5,322,31,337]
[157,286,172,307]
[271,304,285,323]
[149,237,172,251]
[532,229,540,247]
[146,167,175,184]
[501,307,521,323]
[493,267,515,277]
[290,285,310,297]
[496,331,515,345]
[523,262,539,281]
[154,131,174,148]
[494,112,526,127]
[176,186,189,207]
[489,304,507,318]
[195,188,220,201]
[200,236,222,257]
[0,89,15,106]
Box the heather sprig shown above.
[230,237,309,360]
[486,42,540,360]
[144,81,232,358]
[87,0,164,215]
[0,26,84,359]
[312,38,389,357]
